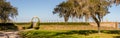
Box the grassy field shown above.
[15,22,118,30]
[15,22,91,30]
[15,22,89,25]
[19,30,120,38]
[0,23,120,38]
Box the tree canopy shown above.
[53,0,118,33]
[0,0,18,23]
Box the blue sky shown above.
[6,0,120,22]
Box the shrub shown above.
[0,23,18,31]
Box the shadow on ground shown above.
[0,23,18,31]
[19,30,120,38]
[114,36,120,38]
[54,30,98,36]
[19,30,98,38]
[101,30,120,34]
[55,30,120,36]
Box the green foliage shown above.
[0,0,18,23]
[53,0,111,33]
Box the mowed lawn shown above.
[15,23,120,38]
[65,33,120,38]
[76,33,120,38]
[19,30,120,38]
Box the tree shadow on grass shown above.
[101,30,120,38]
[113,36,120,38]
[54,30,98,36]
[101,30,120,34]
[0,23,18,31]
[19,30,120,38]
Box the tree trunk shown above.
[64,16,69,23]
[91,14,101,34]
[97,22,100,34]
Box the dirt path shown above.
[0,31,20,38]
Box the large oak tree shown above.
[0,0,18,23]
[53,0,111,33]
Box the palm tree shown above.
[0,0,18,23]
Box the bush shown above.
[0,23,18,31]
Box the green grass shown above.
[19,30,120,38]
